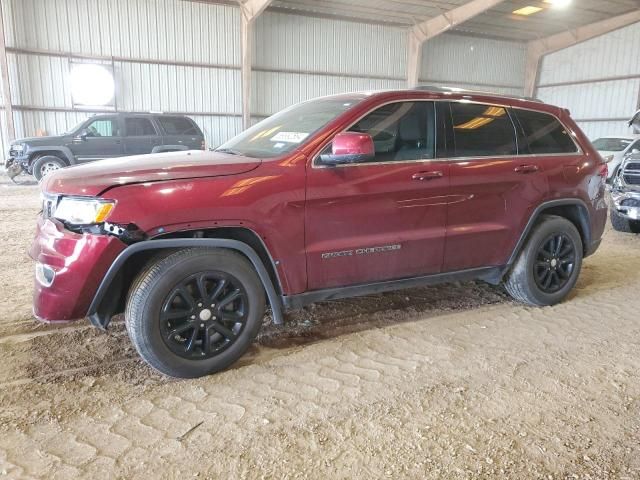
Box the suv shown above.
[592,135,640,181]
[610,154,640,233]
[6,113,205,181]
[30,88,607,378]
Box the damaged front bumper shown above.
[4,155,28,181]
[610,189,640,221]
[29,216,127,322]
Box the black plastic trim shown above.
[506,198,592,266]
[87,238,284,329]
[282,266,503,310]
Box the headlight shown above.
[603,154,614,163]
[54,197,115,225]
[11,143,25,152]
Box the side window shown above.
[85,118,117,137]
[346,102,435,162]
[157,116,200,135]
[125,118,157,136]
[515,109,578,154]
[449,102,517,157]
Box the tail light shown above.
[598,163,608,179]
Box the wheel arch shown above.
[507,199,592,268]
[87,237,284,330]
[29,147,75,166]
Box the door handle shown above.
[412,171,443,181]
[514,164,539,174]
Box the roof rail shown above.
[412,85,543,103]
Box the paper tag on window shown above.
[270,132,309,143]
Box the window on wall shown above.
[515,109,578,154]
[85,118,117,137]
[347,102,436,162]
[449,102,517,157]
[125,118,157,136]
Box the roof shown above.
[195,0,640,42]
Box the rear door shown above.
[156,116,204,150]
[442,101,549,272]
[305,100,450,290]
[68,116,124,162]
[123,116,161,155]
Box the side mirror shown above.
[319,132,374,166]
[632,148,640,155]
[77,129,89,141]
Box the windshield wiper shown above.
[215,148,242,156]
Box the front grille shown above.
[622,162,640,185]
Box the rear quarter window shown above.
[515,109,578,154]
[157,117,201,135]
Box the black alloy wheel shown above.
[159,272,248,360]
[533,233,576,294]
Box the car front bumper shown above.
[29,217,126,322]
[611,190,640,221]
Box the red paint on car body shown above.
[31,90,607,322]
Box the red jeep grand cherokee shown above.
[31,87,608,378]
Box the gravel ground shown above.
[1,172,639,479]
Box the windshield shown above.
[216,96,364,158]
[65,119,87,134]
[592,138,632,152]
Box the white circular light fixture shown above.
[70,63,115,106]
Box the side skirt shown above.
[282,266,505,310]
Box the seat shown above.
[394,114,425,161]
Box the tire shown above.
[504,215,583,307]
[32,155,66,181]
[610,208,640,233]
[125,248,266,378]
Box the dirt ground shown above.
[1,172,640,479]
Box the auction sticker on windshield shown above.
[270,132,309,143]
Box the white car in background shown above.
[592,135,640,181]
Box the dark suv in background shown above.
[5,113,205,180]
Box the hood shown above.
[42,150,262,196]
[13,135,66,146]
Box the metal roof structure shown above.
[196,0,640,42]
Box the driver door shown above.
[68,116,124,162]
[305,101,449,290]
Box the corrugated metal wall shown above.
[421,34,525,96]
[0,0,527,155]
[537,22,640,140]
[1,0,242,152]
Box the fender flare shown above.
[28,146,76,165]
[507,198,592,266]
[87,238,284,329]
[152,145,189,153]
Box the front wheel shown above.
[125,248,266,378]
[32,155,66,181]
[504,215,583,306]
[610,208,640,233]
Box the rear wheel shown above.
[32,155,66,181]
[125,248,265,378]
[504,215,583,306]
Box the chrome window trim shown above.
[311,98,583,169]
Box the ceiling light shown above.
[544,0,571,7]
[513,6,543,15]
